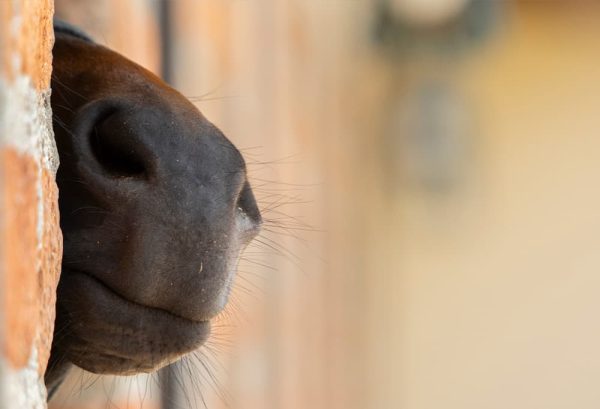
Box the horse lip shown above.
[64,268,210,324]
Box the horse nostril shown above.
[236,180,262,234]
[90,123,148,178]
[74,103,156,181]
[90,117,148,177]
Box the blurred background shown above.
[49,1,600,408]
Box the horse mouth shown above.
[57,269,211,374]
[68,269,208,323]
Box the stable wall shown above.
[0,1,61,407]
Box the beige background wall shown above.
[370,4,600,408]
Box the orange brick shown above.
[0,149,39,369]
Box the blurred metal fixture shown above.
[373,0,501,194]
[373,0,499,56]
[389,0,470,27]
[386,82,471,193]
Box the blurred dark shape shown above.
[373,0,500,56]
[373,0,500,195]
[386,82,472,193]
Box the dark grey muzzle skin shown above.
[45,22,261,398]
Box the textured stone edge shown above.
[0,75,61,408]
[0,77,59,174]
[0,347,47,409]
[0,0,61,407]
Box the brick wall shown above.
[0,1,62,407]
